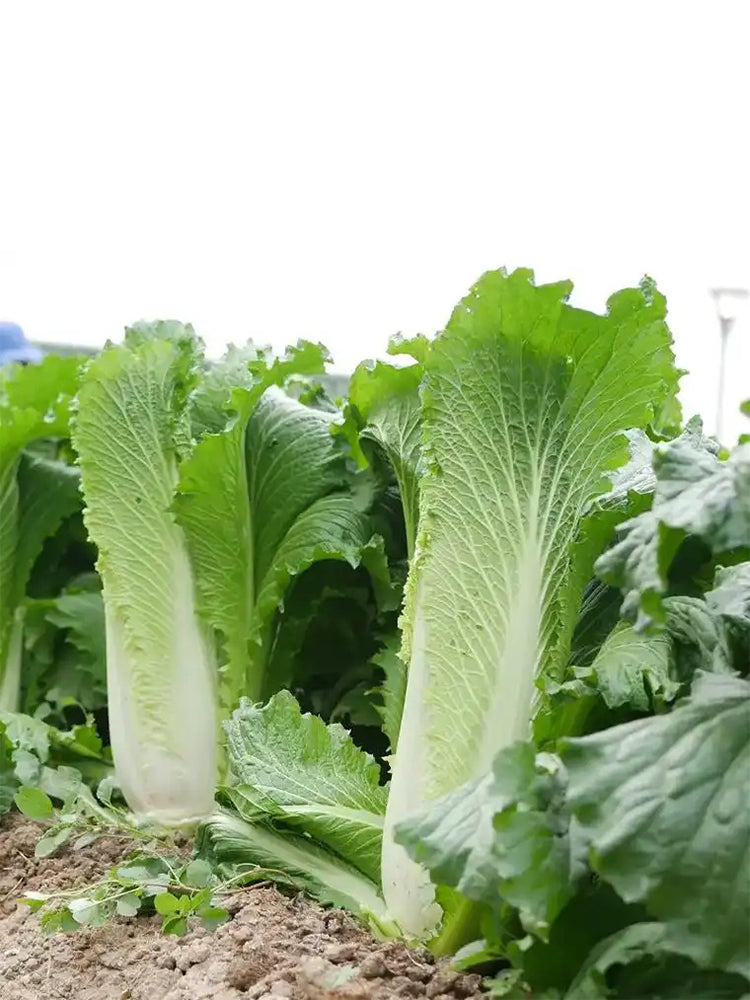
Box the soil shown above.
[0,814,483,1000]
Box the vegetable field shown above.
[1,268,748,1000]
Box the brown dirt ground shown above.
[0,813,483,1000]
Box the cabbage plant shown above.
[72,323,389,826]
[382,268,679,943]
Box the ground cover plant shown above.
[1,267,747,999]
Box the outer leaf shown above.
[650,437,750,547]
[561,924,665,999]
[383,268,680,939]
[72,327,218,825]
[597,424,750,626]
[569,580,623,669]
[0,455,83,712]
[502,882,650,997]
[348,358,423,558]
[396,744,572,946]
[371,633,407,754]
[0,353,81,429]
[706,562,750,629]
[662,596,735,677]
[567,427,663,673]
[252,495,393,684]
[224,691,387,883]
[13,456,82,614]
[196,808,396,934]
[0,357,83,711]
[176,368,392,708]
[586,428,656,514]
[559,595,738,733]
[562,671,750,977]
[588,620,678,712]
[174,384,263,709]
[41,588,107,711]
[564,923,749,1000]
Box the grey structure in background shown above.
[29,340,351,398]
[33,340,96,358]
[711,287,749,442]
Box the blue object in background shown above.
[0,322,43,365]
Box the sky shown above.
[2,1,749,439]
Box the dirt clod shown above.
[359,955,388,979]
[0,813,484,999]
[323,943,357,963]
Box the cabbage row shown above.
[1,269,747,998]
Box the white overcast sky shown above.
[2,2,749,439]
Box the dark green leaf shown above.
[588,620,678,711]
[396,743,573,939]
[596,422,750,627]
[706,562,750,628]
[564,923,749,999]
[563,672,750,977]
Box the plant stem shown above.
[429,896,481,958]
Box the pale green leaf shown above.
[224,690,387,883]
[196,808,395,934]
[115,892,142,917]
[35,826,73,857]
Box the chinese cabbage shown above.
[382,268,679,941]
